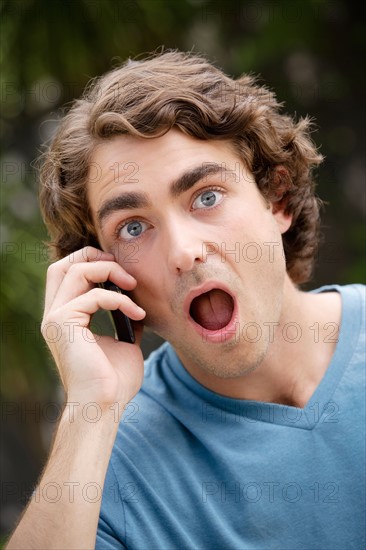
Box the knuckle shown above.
[68,262,83,276]
[89,287,102,298]
[41,317,59,340]
[41,311,57,328]
[46,261,59,278]
[91,286,113,299]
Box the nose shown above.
[164,217,205,274]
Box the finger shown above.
[56,287,146,326]
[44,246,133,314]
[49,261,137,312]
[44,247,115,313]
[42,288,146,347]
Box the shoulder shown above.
[311,283,365,320]
[324,284,366,365]
[312,283,365,302]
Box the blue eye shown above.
[192,189,223,209]
[119,220,148,240]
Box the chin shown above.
[175,337,269,380]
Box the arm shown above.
[7,405,120,550]
[6,247,146,549]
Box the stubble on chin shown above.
[173,334,270,380]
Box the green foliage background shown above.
[1,0,365,541]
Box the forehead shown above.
[91,129,237,177]
[87,129,244,219]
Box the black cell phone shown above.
[99,280,135,344]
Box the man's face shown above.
[88,129,291,378]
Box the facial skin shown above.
[88,129,341,407]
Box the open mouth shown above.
[189,289,234,331]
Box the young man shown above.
[7,51,365,549]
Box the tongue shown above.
[190,289,234,331]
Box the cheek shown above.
[220,208,272,245]
[125,253,165,309]
[112,243,162,309]
[132,280,173,336]
[113,240,161,284]
[113,242,143,274]
[224,212,285,270]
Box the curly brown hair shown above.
[39,49,323,284]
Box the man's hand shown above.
[41,246,146,411]
[5,246,144,549]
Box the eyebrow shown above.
[97,193,150,228]
[97,162,234,229]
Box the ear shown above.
[271,202,293,234]
[270,165,293,235]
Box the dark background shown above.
[1,0,365,543]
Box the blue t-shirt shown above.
[96,285,365,549]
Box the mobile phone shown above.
[99,280,135,343]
